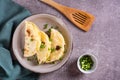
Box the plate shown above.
[12,14,72,73]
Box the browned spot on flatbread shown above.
[31,35,33,37]
[27,29,31,36]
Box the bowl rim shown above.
[12,13,73,73]
[77,53,98,74]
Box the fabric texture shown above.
[0,0,39,80]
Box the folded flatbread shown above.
[36,31,51,64]
[46,29,65,63]
[24,21,41,57]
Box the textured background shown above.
[13,0,120,80]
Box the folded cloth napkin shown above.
[0,0,39,80]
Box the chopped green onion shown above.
[45,28,51,37]
[40,42,45,49]
[48,48,51,51]
[49,38,52,42]
[51,61,55,64]
[80,55,94,71]
[59,56,64,61]
[48,28,51,33]
[64,49,67,53]
[51,48,55,53]
[43,24,48,29]
[30,38,34,41]
[27,58,31,61]
[51,26,54,28]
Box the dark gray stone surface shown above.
[13,0,120,80]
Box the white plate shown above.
[12,14,72,73]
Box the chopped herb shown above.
[27,58,31,61]
[51,25,58,29]
[34,55,37,60]
[30,38,34,41]
[59,56,64,61]
[51,61,55,64]
[51,26,54,28]
[49,38,52,42]
[40,42,45,49]
[48,48,51,51]
[56,46,61,50]
[64,49,67,53]
[80,55,94,71]
[47,57,51,61]
[48,28,51,33]
[51,48,55,53]
[45,29,51,37]
[27,55,38,64]
[45,31,50,37]
[43,24,48,29]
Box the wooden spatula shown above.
[40,0,95,31]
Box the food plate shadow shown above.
[67,59,84,77]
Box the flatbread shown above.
[36,31,51,64]
[24,21,41,57]
[46,29,65,63]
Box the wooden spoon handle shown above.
[41,0,66,13]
